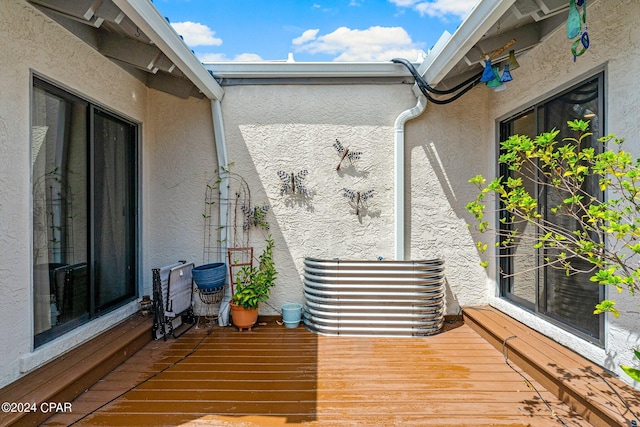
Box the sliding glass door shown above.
[499,74,604,343]
[32,78,138,347]
[92,109,137,312]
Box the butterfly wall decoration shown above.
[342,188,374,216]
[333,139,362,171]
[277,169,309,196]
[240,202,270,231]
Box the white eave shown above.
[418,0,517,85]
[112,0,224,100]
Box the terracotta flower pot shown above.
[230,303,258,331]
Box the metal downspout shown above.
[211,99,231,325]
[394,86,426,260]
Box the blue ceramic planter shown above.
[192,262,226,291]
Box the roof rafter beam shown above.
[464,21,541,66]
[98,32,177,74]
[94,1,125,24]
[98,33,162,72]
[146,72,200,99]
[29,0,96,20]
[29,0,105,27]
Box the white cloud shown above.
[292,29,319,45]
[388,0,420,6]
[294,26,425,62]
[198,52,263,62]
[414,0,477,19]
[232,53,264,62]
[389,0,477,20]
[171,21,222,47]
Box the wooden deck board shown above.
[0,314,152,427]
[464,306,640,427]
[42,319,594,426]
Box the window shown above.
[499,73,604,344]
[32,78,138,347]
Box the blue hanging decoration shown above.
[500,64,513,83]
[480,58,495,82]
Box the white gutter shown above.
[112,0,224,101]
[393,0,513,260]
[205,62,413,79]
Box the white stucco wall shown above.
[0,0,150,388]
[478,0,640,386]
[405,88,491,312]
[221,84,410,312]
[217,82,492,316]
[143,91,217,297]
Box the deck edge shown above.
[463,305,639,427]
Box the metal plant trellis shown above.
[200,167,268,322]
[203,167,252,264]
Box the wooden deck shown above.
[0,314,153,427]
[42,316,597,427]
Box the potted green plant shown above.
[230,236,277,331]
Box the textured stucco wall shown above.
[218,82,491,315]
[220,84,417,313]
[481,0,640,386]
[143,91,217,298]
[405,88,491,312]
[0,0,149,388]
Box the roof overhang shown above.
[27,0,224,100]
[26,0,589,100]
[205,0,582,95]
[424,0,584,90]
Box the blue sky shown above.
[153,0,478,62]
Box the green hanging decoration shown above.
[567,0,589,61]
[486,66,503,89]
[567,0,581,38]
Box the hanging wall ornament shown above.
[567,0,581,39]
[567,0,589,61]
[500,64,513,83]
[342,188,375,216]
[240,203,270,231]
[333,139,362,171]
[277,169,309,196]
[480,58,495,82]
[486,66,503,89]
[506,50,520,71]
[481,39,517,88]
